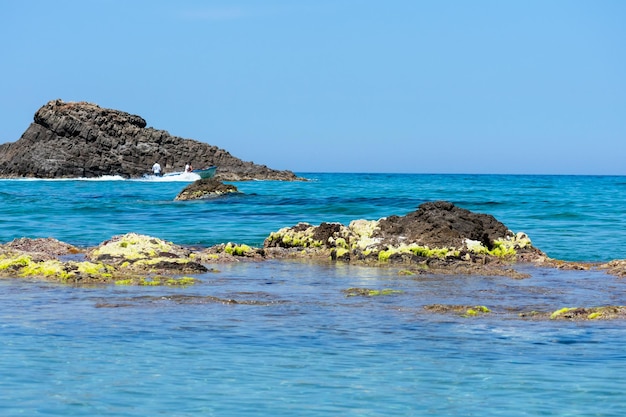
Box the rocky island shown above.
[0,99,301,181]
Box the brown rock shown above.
[375,201,512,250]
[175,178,239,201]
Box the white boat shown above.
[160,166,217,180]
[192,166,217,179]
[143,166,217,182]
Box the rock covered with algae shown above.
[87,233,207,274]
[174,178,239,201]
[263,201,543,272]
[546,306,626,321]
[0,234,207,285]
[0,237,115,284]
[424,304,492,318]
[420,304,626,321]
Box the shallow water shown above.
[1,174,626,416]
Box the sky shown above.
[1,0,625,175]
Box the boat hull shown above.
[193,166,217,179]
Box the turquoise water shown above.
[1,173,626,416]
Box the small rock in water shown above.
[175,178,239,201]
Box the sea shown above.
[1,173,626,416]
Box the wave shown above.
[0,175,127,182]
[0,173,200,182]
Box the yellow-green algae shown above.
[464,232,531,258]
[115,276,196,286]
[330,237,349,250]
[125,258,191,268]
[0,254,32,270]
[344,287,404,297]
[550,307,575,320]
[378,244,459,262]
[0,235,203,285]
[464,305,491,317]
[424,304,492,317]
[224,243,252,256]
[332,247,350,259]
[0,252,115,282]
[89,233,186,262]
[267,224,325,248]
[549,306,626,320]
[87,233,204,274]
[265,220,533,264]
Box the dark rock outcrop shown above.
[175,178,239,201]
[0,99,302,180]
[375,201,511,250]
[263,201,542,266]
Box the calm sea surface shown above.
[1,173,626,416]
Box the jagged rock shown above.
[175,178,239,201]
[375,201,512,249]
[0,99,302,180]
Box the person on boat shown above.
[152,162,162,176]
[185,163,193,173]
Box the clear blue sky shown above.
[1,1,625,174]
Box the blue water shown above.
[1,173,626,416]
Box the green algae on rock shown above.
[0,235,209,285]
[114,276,197,286]
[175,178,239,201]
[224,242,253,256]
[263,202,543,270]
[199,242,266,262]
[343,288,404,297]
[549,306,626,321]
[424,304,492,318]
[0,251,115,283]
[87,233,207,274]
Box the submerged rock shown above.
[421,304,626,321]
[424,304,492,317]
[343,288,404,297]
[546,306,626,321]
[175,178,239,201]
[0,99,302,180]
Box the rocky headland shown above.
[1,200,624,321]
[0,99,301,181]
